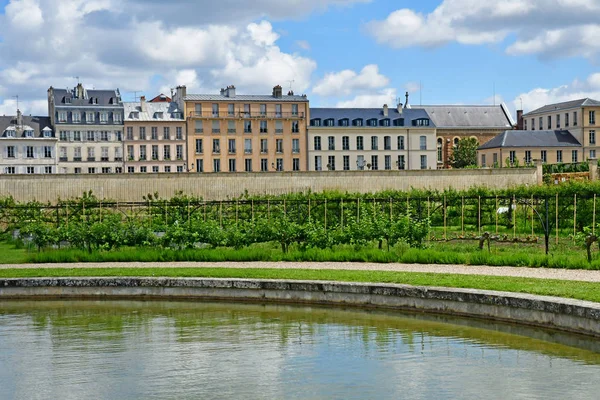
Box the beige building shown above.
[308,105,437,171]
[520,98,600,160]
[477,130,582,167]
[173,85,309,173]
[123,97,186,173]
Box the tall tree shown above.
[450,138,479,168]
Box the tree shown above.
[450,138,479,169]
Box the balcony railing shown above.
[189,111,305,119]
[73,157,82,162]
[87,157,95,162]
[59,157,68,162]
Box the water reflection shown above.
[0,301,598,400]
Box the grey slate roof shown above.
[185,94,308,102]
[478,130,581,150]
[52,87,122,107]
[524,98,600,117]
[421,105,514,128]
[123,101,184,122]
[0,115,53,138]
[309,107,434,126]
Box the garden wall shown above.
[0,169,538,203]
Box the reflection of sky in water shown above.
[0,301,599,400]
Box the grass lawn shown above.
[0,242,29,264]
[1,267,599,303]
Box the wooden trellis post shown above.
[389,198,393,221]
[66,204,69,230]
[308,198,311,220]
[236,200,239,226]
[427,197,431,242]
[573,194,577,240]
[341,199,344,229]
[357,198,360,223]
[556,193,559,245]
[531,195,534,236]
[594,194,597,235]
[203,201,207,222]
[324,199,328,230]
[284,199,287,216]
[443,195,447,241]
[267,199,270,222]
[99,200,103,222]
[495,196,498,234]
[478,196,481,235]
[219,201,223,228]
[251,199,255,221]
[461,196,465,236]
[513,195,516,239]
[164,200,167,226]
[187,200,191,227]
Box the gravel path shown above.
[1,262,599,282]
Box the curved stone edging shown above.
[1,277,599,338]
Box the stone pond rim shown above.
[1,277,599,338]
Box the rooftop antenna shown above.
[12,95,19,112]
[130,91,143,102]
[73,76,80,84]
[286,80,295,92]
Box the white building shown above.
[0,111,57,174]
[308,105,437,171]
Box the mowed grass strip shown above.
[0,267,599,303]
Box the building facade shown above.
[174,85,309,173]
[48,84,124,174]
[308,105,437,171]
[520,98,600,161]
[421,104,514,168]
[0,112,57,174]
[123,97,186,173]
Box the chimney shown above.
[225,85,236,98]
[516,110,524,130]
[272,85,283,98]
[140,96,146,113]
[16,109,23,127]
[397,102,403,115]
[76,83,85,99]
[174,85,187,110]
[220,88,225,96]
[404,92,409,109]
[383,104,388,117]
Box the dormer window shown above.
[311,118,321,127]
[324,118,335,127]
[393,118,404,127]
[92,98,98,105]
[130,111,140,119]
[99,112,108,123]
[43,128,52,138]
[380,119,390,127]
[113,113,122,123]
[412,118,430,127]
[86,112,95,123]
[339,118,349,127]
[4,128,16,137]
[58,112,67,123]
[352,118,363,127]
[65,97,72,104]
[366,118,378,127]
[72,112,81,123]
[172,112,182,119]
[154,112,164,119]
[25,130,34,138]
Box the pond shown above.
[1,300,599,399]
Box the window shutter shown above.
[108,132,112,141]
[2,146,6,159]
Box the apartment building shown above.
[123,97,186,173]
[48,84,124,174]
[520,98,600,161]
[0,111,57,174]
[308,104,437,171]
[173,85,309,173]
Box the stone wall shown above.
[0,169,538,203]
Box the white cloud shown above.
[296,40,311,51]
[0,98,47,116]
[514,72,600,112]
[336,88,397,108]
[5,0,44,30]
[313,64,389,97]
[366,0,600,59]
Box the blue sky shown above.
[0,0,599,116]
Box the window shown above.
[228,139,236,154]
[260,120,268,133]
[244,104,251,117]
[176,145,183,160]
[27,167,35,174]
[151,145,159,160]
[163,127,170,140]
[590,111,596,125]
[152,166,159,173]
[73,131,81,141]
[590,130,596,145]
[276,158,283,171]
[541,150,547,163]
[26,146,34,158]
[397,136,405,150]
[311,119,321,127]
[275,120,283,134]
[244,138,252,154]
[5,167,15,174]
[86,112,95,123]
[292,121,299,133]
[327,156,336,171]
[343,155,350,171]
[59,146,67,161]
[413,118,430,127]
[100,113,108,123]
[228,104,235,116]
[87,147,95,161]
[437,139,443,163]
[229,159,236,172]
[72,112,81,123]
[384,136,391,150]
[261,159,268,172]
[127,145,134,160]
[58,112,67,122]
[314,136,322,151]
[371,155,378,170]
[213,159,221,172]
[371,136,378,150]
[557,150,563,163]
[381,119,390,127]
[212,139,220,154]
[114,113,122,123]
[6,146,15,158]
[72,147,81,161]
[293,158,300,171]
[525,150,532,165]
[244,120,252,133]
[60,131,68,141]
[292,104,298,116]
[194,104,202,116]
[260,139,268,154]
[176,127,183,140]
[556,114,561,129]
[275,104,282,118]
[315,156,322,171]
[212,120,220,134]
[353,119,363,127]
[572,150,578,163]
[574,112,578,126]
[212,103,219,117]
[339,119,349,127]
[565,113,570,127]
[328,136,335,151]
[325,119,335,127]
[245,159,253,172]
[531,118,535,130]
[356,136,364,150]
[195,139,203,154]
[276,139,283,153]
[195,121,203,134]
[481,154,487,168]
[102,167,112,174]
[385,155,391,170]
[292,139,300,154]
[342,136,350,150]
[260,104,267,116]
[228,120,236,134]
[88,167,96,174]
[547,116,552,130]
[139,127,146,140]
[164,145,171,160]
[493,153,498,166]
[126,127,133,140]
[509,151,516,165]
[177,166,183,173]
[44,146,52,158]
[164,166,171,173]
[590,150,597,159]
[357,155,365,170]
[420,136,427,150]
[25,130,33,138]
[196,160,203,173]
[100,131,109,141]
[524,119,528,130]
[539,117,543,130]
[420,155,427,170]
[115,147,122,161]
[99,147,108,162]
[151,127,158,140]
